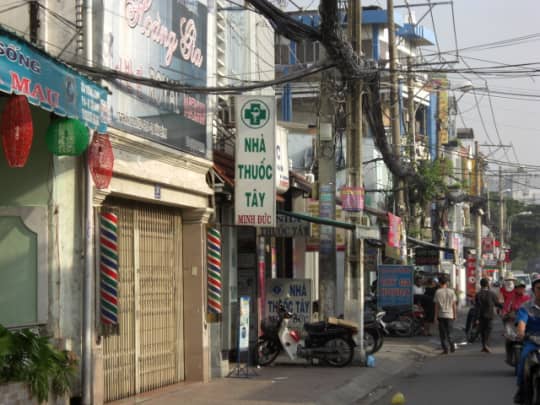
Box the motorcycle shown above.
[381,304,424,337]
[363,310,387,355]
[257,305,357,367]
[520,335,540,405]
[465,307,480,343]
[504,320,523,375]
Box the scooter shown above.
[381,304,424,337]
[504,321,523,375]
[257,305,357,367]
[364,309,387,354]
[520,335,540,404]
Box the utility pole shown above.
[317,69,337,319]
[346,0,364,359]
[475,141,482,291]
[499,166,505,274]
[388,0,405,218]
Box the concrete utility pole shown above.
[475,141,483,290]
[317,69,337,319]
[407,57,415,165]
[499,166,505,273]
[388,0,405,217]
[346,0,364,358]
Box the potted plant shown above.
[0,325,77,404]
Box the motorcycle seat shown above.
[304,321,327,333]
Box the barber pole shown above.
[207,228,222,315]
[100,212,119,325]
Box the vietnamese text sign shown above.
[341,186,364,212]
[235,96,276,227]
[415,247,440,266]
[98,0,208,156]
[266,279,311,331]
[238,296,250,351]
[0,28,108,132]
[259,214,310,238]
[377,265,414,307]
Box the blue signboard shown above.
[97,0,209,157]
[377,265,414,307]
[0,27,108,132]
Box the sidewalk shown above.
[108,336,442,405]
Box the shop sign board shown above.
[234,96,276,227]
[275,126,290,194]
[97,0,208,156]
[415,247,440,266]
[259,214,310,238]
[377,265,414,307]
[266,279,311,331]
[0,28,108,132]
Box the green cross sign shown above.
[241,100,270,128]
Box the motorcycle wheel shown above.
[393,318,414,337]
[532,374,540,405]
[364,329,380,355]
[324,337,355,367]
[257,338,280,366]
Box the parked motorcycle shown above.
[465,307,480,343]
[381,304,424,337]
[364,310,387,355]
[257,305,357,367]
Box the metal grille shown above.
[102,201,183,402]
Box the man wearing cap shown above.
[514,275,540,403]
[474,278,502,353]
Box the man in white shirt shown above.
[434,276,457,354]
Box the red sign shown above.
[466,255,477,301]
[88,133,114,189]
[387,213,401,248]
[482,237,494,253]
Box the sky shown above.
[374,0,540,196]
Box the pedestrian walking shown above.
[434,276,457,354]
[474,278,503,353]
[422,277,438,336]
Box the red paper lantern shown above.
[1,95,33,167]
[88,133,114,189]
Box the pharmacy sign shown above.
[235,96,276,227]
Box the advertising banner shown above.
[305,201,345,251]
[275,126,290,194]
[238,296,250,351]
[0,28,107,132]
[415,247,440,266]
[98,0,208,156]
[466,255,477,301]
[341,186,364,212]
[266,279,312,331]
[234,96,276,227]
[387,213,401,248]
[377,265,413,307]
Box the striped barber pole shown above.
[207,228,222,315]
[100,211,119,325]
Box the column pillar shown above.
[183,208,212,382]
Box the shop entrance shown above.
[101,199,184,402]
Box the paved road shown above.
[365,323,517,405]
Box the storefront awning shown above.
[0,26,108,132]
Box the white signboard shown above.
[235,96,276,227]
[238,296,250,351]
[266,279,312,331]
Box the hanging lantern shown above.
[88,133,114,189]
[0,95,34,168]
[45,117,89,156]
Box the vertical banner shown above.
[207,228,222,317]
[235,96,276,227]
[387,213,402,248]
[258,236,266,337]
[100,212,119,328]
[466,255,477,302]
[238,296,251,352]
